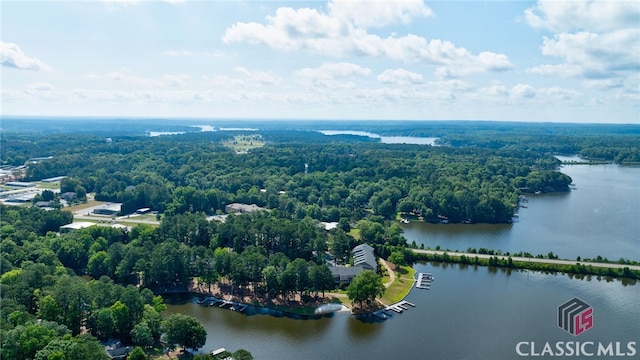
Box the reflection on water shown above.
[166,262,638,359]
[402,164,640,260]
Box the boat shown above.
[400,218,410,224]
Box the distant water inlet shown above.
[318,130,438,145]
[313,303,343,315]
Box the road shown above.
[411,249,640,271]
[73,215,160,225]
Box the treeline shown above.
[408,251,640,281]
[438,133,640,164]
[4,131,575,223]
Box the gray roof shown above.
[352,243,377,271]
[329,265,363,277]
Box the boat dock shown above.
[384,300,416,314]
[198,297,248,312]
[372,300,416,320]
[416,273,434,289]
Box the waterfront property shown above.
[328,243,378,285]
[329,265,364,285]
[353,243,377,272]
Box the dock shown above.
[384,300,416,314]
[416,273,434,289]
[198,297,248,312]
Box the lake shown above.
[318,130,438,145]
[401,162,640,261]
[166,161,640,359]
[167,263,639,359]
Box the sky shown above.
[1,0,639,123]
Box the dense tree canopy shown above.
[3,120,635,359]
[162,314,207,351]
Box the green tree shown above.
[346,270,385,306]
[110,301,130,339]
[37,295,62,323]
[388,251,406,269]
[93,307,114,340]
[162,314,207,351]
[87,251,110,278]
[130,322,153,348]
[232,349,254,360]
[126,346,147,360]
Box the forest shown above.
[1,119,638,359]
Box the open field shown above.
[222,135,265,152]
[379,265,416,306]
[35,181,61,190]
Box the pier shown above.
[384,300,416,314]
[372,300,416,320]
[198,297,249,312]
[416,272,434,289]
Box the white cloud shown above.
[512,84,536,99]
[87,70,191,87]
[295,62,372,89]
[203,67,281,87]
[328,0,433,28]
[0,41,53,71]
[222,2,513,76]
[377,68,423,85]
[233,66,281,85]
[525,0,639,93]
[524,0,640,33]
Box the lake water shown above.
[167,263,639,359]
[319,130,438,145]
[402,162,640,261]
[166,161,640,359]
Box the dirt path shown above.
[380,259,396,288]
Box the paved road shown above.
[73,215,160,225]
[411,249,640,271]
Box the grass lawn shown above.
[222,135,265,152]
[379,265,416,306]
[64,200,103,212]
[35,182,61,190]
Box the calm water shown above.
[402,163,640,261]
[167,263,639,359]
[166,161,640,359]
[319,130,438,145]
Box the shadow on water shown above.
[162,293,194,305]
[346,316,384,339]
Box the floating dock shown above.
[416,273,434,289]
[198,297,248,312]
[384,300,416,314]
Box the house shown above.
[352,243,377,272]
[92,203,122,216]
[5,181,35,188]
[35,201,53,207]
[60,222,96,233]
[104,340,134,360]
[60,192,77,201]
[225,203,264,214]
[329,265,363,285]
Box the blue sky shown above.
[1,0,638,123]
